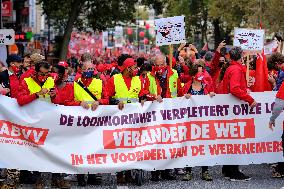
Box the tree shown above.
[208,0,284,47]
[164,0,209,48]
[39,0,164,59]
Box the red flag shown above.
[253,52,272,91]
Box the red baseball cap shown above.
[58,61,68,68]
[118,58,136,72]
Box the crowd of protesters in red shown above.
[0,35,284,188]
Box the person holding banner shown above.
[106,54,157,184]
[17,61,55,106]
[268,52,284,178]
[107,55,155,109]
[74,61,109,112]
[182,62,215,182]
[148,54,183,181]
[16,61,55,189]
[221,46,257,181]
[268,80,284,178]
[147,54,183,100]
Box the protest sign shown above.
[233,28,265,51]
[155,16,186,46]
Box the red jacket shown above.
[276,81,284,100]
[52,83,80,106]
[9,74,20,98]
[17,77,42,106]
[146,67,183,98]
[222,61,254,105]
[20,68,35,81]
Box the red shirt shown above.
[52,83,80,106]
[222,61,254,105]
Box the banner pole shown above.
[169,44,173,68]
[246,54,250,86]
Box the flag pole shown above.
[169,44,173,68]
[246,53,250,86]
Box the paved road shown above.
[21,164,284,189]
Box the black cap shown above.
[7,54,23,64]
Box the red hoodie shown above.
[222,61,254,105]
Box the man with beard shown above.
[107,55,159,184]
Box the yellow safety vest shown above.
[147,69,178,98]
[24,77,55,101]
[113,74,141,103]
[74,78,102,103]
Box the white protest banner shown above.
[233,28,265,51]
[155,16,186,46]
[0,92,283,174]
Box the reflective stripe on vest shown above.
[147,69,178,98]
[24,77,54,101]
[113,74,141,103]
[74,78,102,103]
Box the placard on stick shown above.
[233,28,265,51]
[155,16,186,46]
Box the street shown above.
[20,164,284,189]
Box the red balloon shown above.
[139,31,145,38]
[144,38,149,44]
[145,23,150,30]
[127,28,133,35]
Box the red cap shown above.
[58,61,68,68]
[118,58,136,72]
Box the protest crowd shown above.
[0,30,284,189]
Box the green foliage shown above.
[38,0,164,59]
